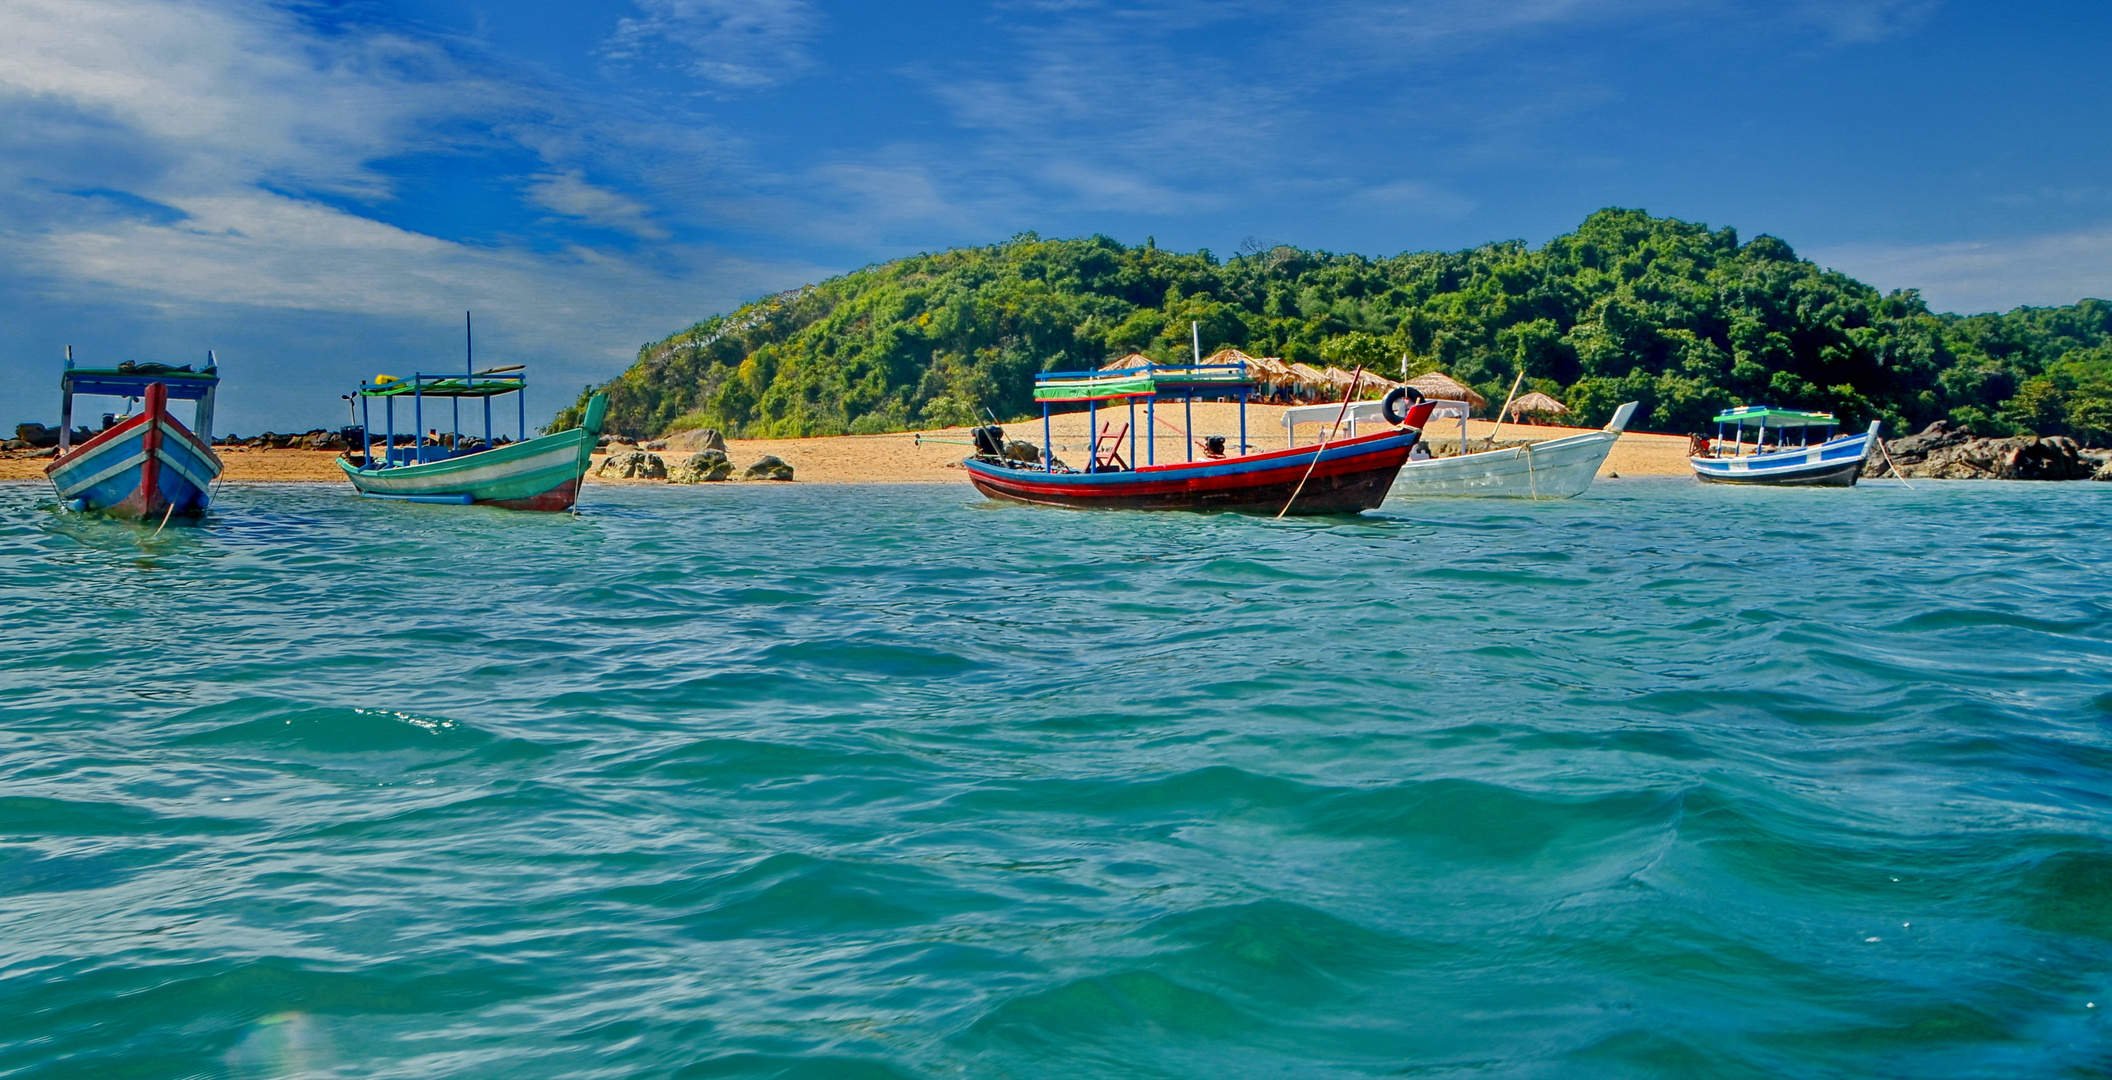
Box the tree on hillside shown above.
[553,213,2112,446]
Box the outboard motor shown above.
[1202,434,1227,458]
[970,425,1005,457]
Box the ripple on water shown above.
[1,479,2110,1078]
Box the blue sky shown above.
[3,0,2108,432]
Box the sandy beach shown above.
[0,403,1696,484]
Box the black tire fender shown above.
[1381,385,1425,425]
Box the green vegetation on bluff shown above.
[556,209,2112,442]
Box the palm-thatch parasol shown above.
[1100,352,1154,371]
[1242,355,1292,381]
[1319,366,1392,399]
[1507,391,1569,422]
[1402,372,1488,411]
[1284,362,1336,401]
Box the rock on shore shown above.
[662,428,729,452]
[668,450,732,483]
[598,450,667,479]
[1866,421,2102,481]
[742,454,794,481]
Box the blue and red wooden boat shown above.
[963,360,1436,515]
[45,355,223,521]
[1688,406,1881,486]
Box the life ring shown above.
[1381,385,1425,425]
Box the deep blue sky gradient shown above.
[2,0,2107,431]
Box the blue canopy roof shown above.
[63,366,220,400]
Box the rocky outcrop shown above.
[742,454,794,481]
[668,449,733,483]
[15,423,59,448]
[208,429,351,450]
[662,428,728,452]
[1868,421,2096,480]
[598,450,667,479]
[2094,458,2112,482]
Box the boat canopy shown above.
[1713,405,1836,427]
[58,355,222,453]
[1033,361,1253,403]
[349,366,531,470]
[63,365,220,400]
[356,368,525,398]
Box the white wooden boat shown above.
[1381,400,1637,499]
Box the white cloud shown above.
[603,0,821,90]
[524,170,670,239]
[0,0,825,430]
[1787,0,1939,44]
[1813,227,2112,314]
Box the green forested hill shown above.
[555,209,2112,442]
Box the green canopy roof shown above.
[357,371,525,399]
[1033,364,1253,403]
[1713,405,1837,427]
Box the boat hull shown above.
[1689,425,1877,487]
[339,427,595,511]
[1391,429,1619,499]
[964,428,1420,515]
[46,383,221,520]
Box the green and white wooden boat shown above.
[339,361,607,511]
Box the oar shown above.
[1484,371,1524,450]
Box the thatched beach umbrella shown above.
[1508,391,1569,422]
[1241,354,1291,381]
[1318,366,1389,399]
[1403,372,1488,411]
[1285,362,1335,402]
[1100,352,1154,371]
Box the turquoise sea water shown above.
[2,477,2110,1078]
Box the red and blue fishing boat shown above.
[45,352,224,521]
[963,359,1436,515]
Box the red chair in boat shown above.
[1092,422,1130,472]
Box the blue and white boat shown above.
[44,354,224,520]
[1688,406,1879,487]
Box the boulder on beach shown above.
[598,449,667,479]
[643,440,668,451]
[742,454,794,481]
[662,427,728,452]
[15,423,58,448]
[668,449,733,483]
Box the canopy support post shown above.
[1146,396,1155,465]
[385,397,395,468]
[1128,396,1137,471]
[1043,403,1052,473]
[1087,398,1097,472]
[1238,387,1248,455]
[1184,391,1193,462]
[362,395,371,468]
[414,380,426,464]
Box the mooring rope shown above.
[1278,367,1364,518]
